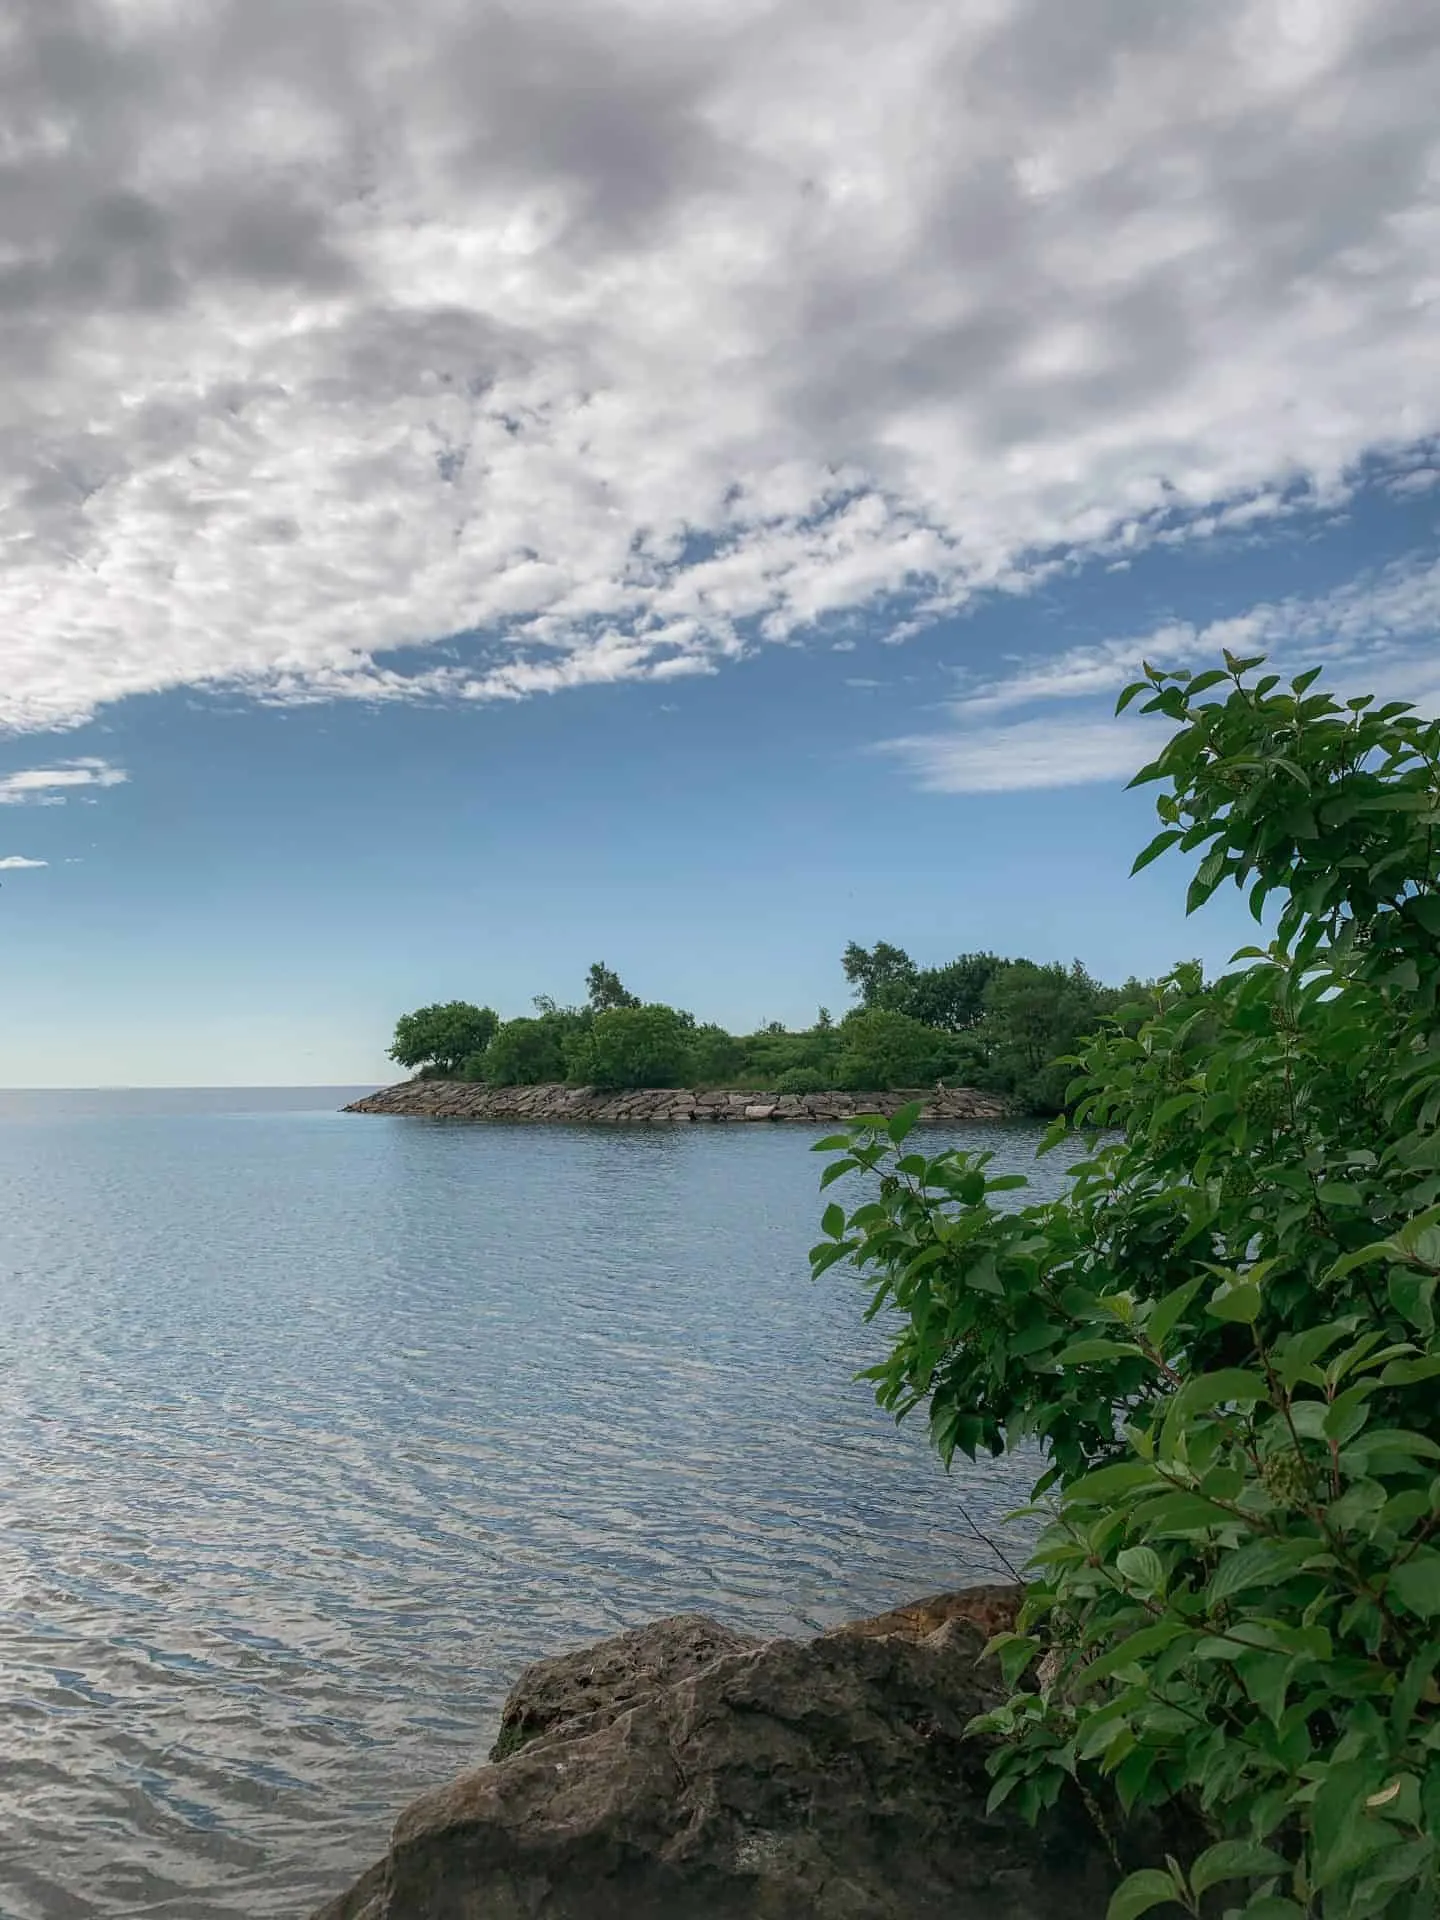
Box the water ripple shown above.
[0,1096,1070,1918]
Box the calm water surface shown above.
[0,1089,1067,1919]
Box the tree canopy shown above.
[388,1001,499,1076]
[385,948,1138,1107]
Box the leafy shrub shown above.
[834,1007,950,1089]
[814,656,1440,1920]
[774,1067,830,1095]
[689,1023,746,1084]
[480,1014,573,1086]
[567,1003,696,1089]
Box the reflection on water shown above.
[0,1093,1068,1918]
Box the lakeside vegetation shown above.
[387,952,1150,1115]
[817,657,1440,1918]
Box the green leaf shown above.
[821,1202,846,1240]
[1055,1338,1147,1366]
[1380,1354,1440,1386]
[1106,1868,1183,1920]
[1208,1280,1263,1325]
[1189,1839,1289,1896]
[987,1632,1042,1687]
[1116,1546,1166,1595]
[1074,1620,1189,1690]
[886,1101,922,1143]
[1177,1368,1269,1410]
[1236,1651,1298,1727]
[1160,1369,1269,1455]
[1325,1240,1392,1280]
[1131,830,1185,875]
[1209,1538,1320,1605]
[1068,1460,1164,1504]
[1389,1550,1440,1618]
[1146,1276,1206,1350]
[819,1157,858,1190]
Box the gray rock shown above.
[490,1614,764,1763]
[312,1605,1118,1920]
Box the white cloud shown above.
[0,759,130,804]
[950,554,1440,719]
[882,714,1173,794]
[1,0,1438,733]
[0,855,48,869]
[883,552,1440,793]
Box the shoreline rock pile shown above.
[343,1081,1010,1125]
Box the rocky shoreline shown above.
[311,1584,1130,1920]
[343,1080,1011,1124]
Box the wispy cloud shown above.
[0,1,1436,732]
[882,715,1173,794]
[0,760,129,805]
[882,554,1440,794]
[0,855,47,869]
[949,555,1440,721]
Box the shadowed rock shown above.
[312,1588,1119,1920]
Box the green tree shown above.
[586,961,641,1013]
[841,940,919,1012]
[568,1003,695,1089]
[389,1001,499,1077]
[833,1007,947,1089]
[814,655,1440,1919]
[978,959,1112,1113]
[910,952,1005,1032]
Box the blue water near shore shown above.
[0,1089,1065,1919]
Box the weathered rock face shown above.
[343,1082,1011,1125]
[311,1592,1120,1920]
[489,1614,764,1764]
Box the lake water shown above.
[0,1089,1064,1920]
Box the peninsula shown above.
[344,1080,1009,1124]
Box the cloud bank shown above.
[2,0,1438,733]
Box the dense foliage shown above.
[387,952,1133,1105]
[813,656,1440,1919]
[388,1000,499,1076]
[567,1003,697,1090]
[843,939,1137,1108]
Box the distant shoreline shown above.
[343,1080,1011,1124]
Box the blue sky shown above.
[1,0,1438,1086]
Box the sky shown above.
[1,0,1438,1087]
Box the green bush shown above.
[480,1014,572,1086]
[568,1003,696,1090]
[736,1025,836,1085]
[689,1023,746,1084]
[834,1007,949,1089]
[814,655,1440,1918]
[774,1067,830,1095]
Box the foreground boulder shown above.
[313,1589,1119,1920]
